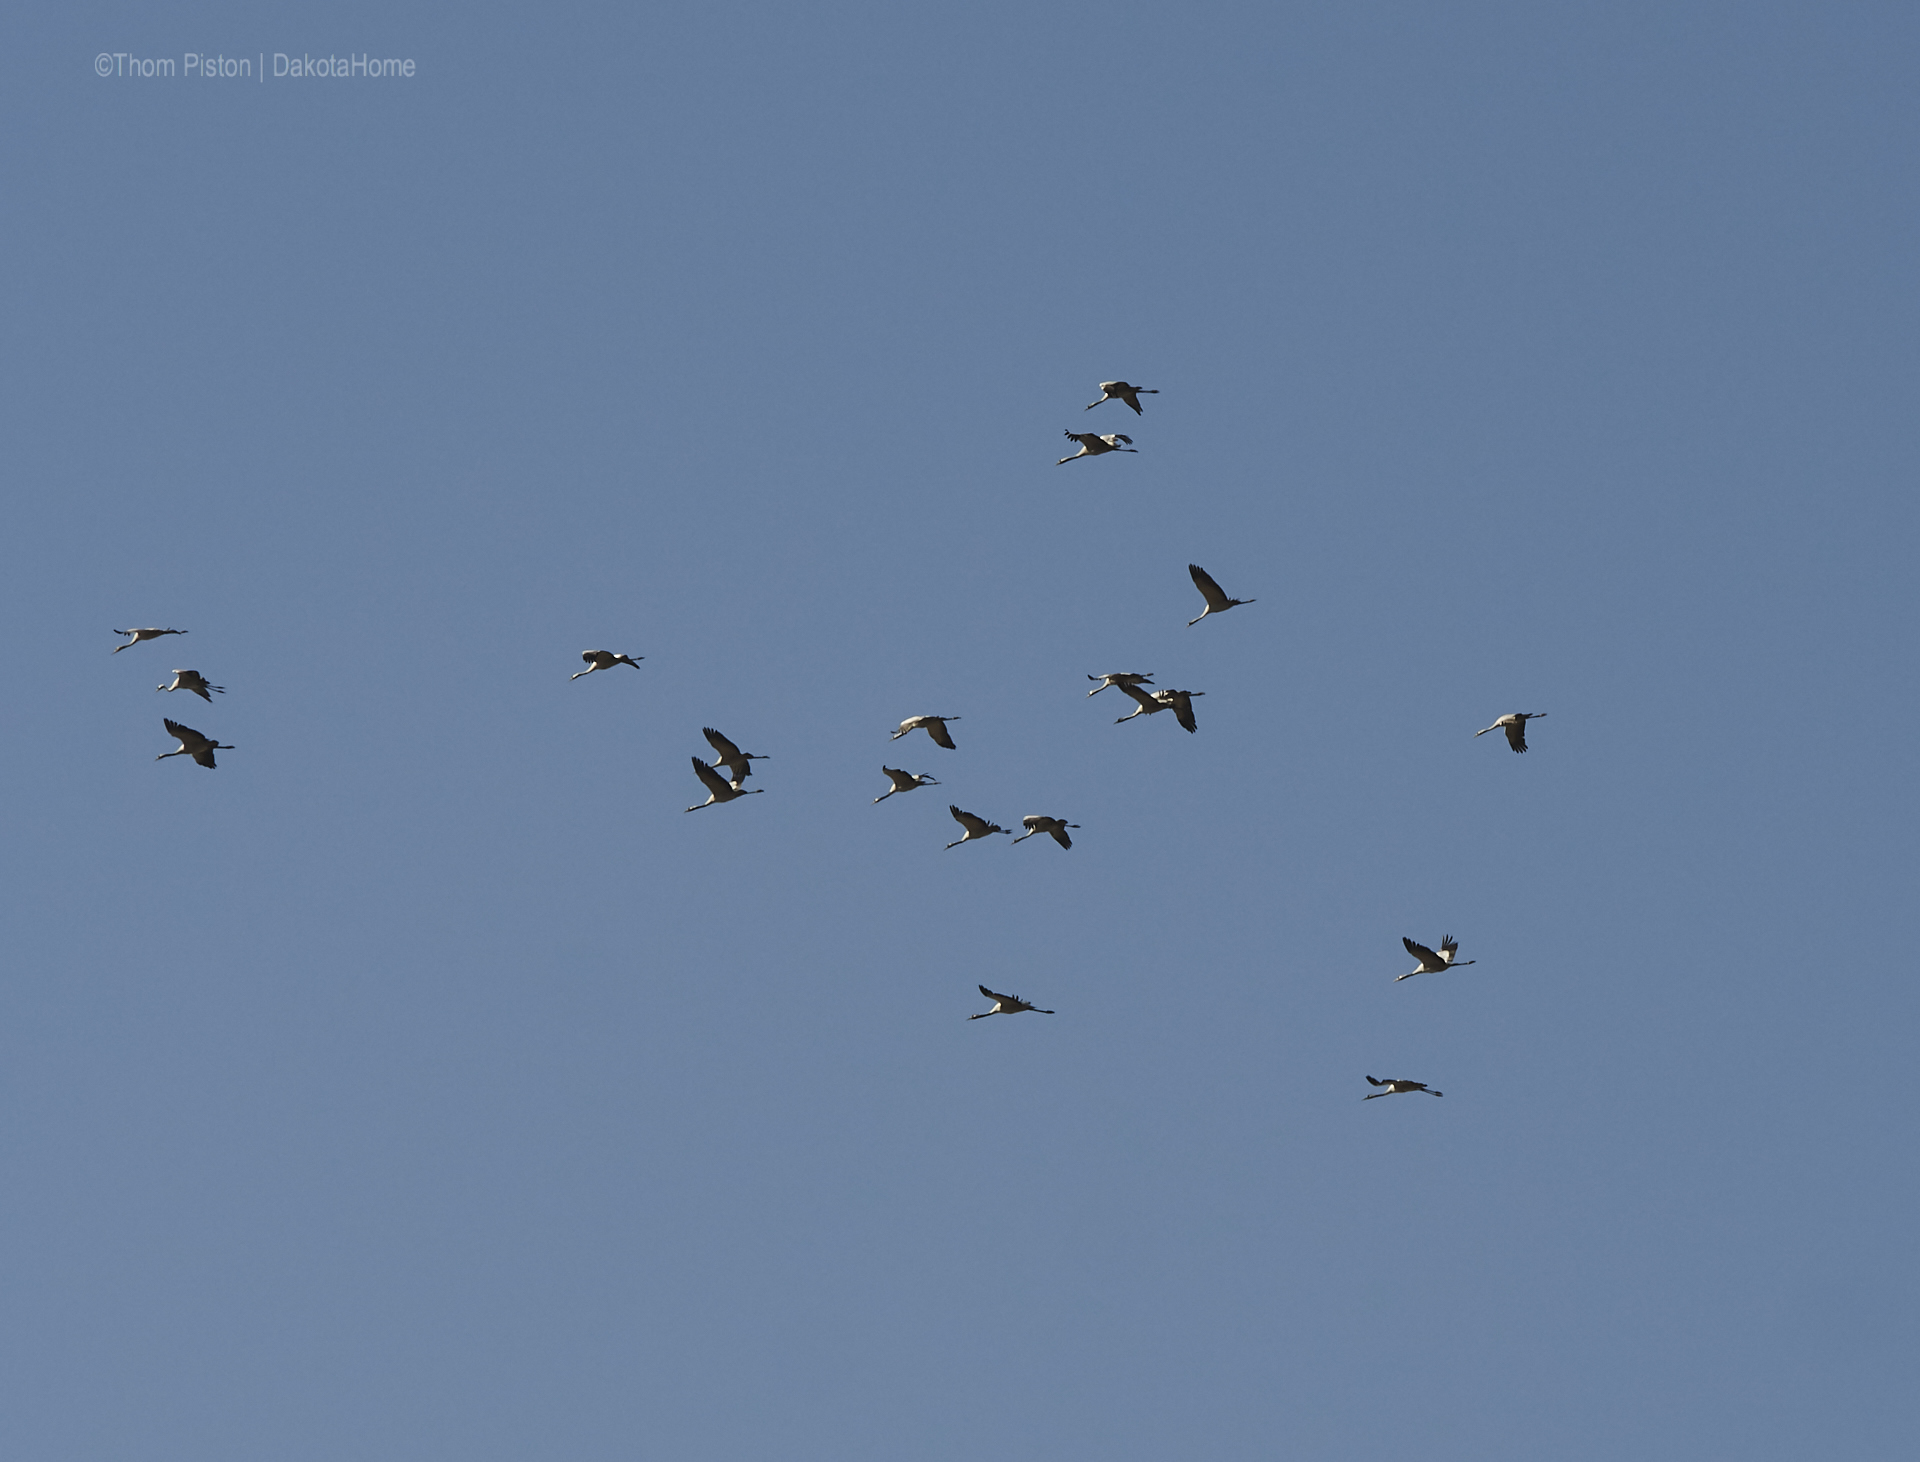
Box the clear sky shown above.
[4,3,1916,1458]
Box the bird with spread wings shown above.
[1186,564,1255,626]
[970,986,1055,1019]
[1398,935,1476,981]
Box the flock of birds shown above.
[117,380,1549,1100]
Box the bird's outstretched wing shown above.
[1164,691,1199,733]
[1189,564,1231,610]
[1365,1075,1389,1086]
[1403,937,1439,966]
[925,719,957,749]
[691,757,731,796]
[1048,825,1073,849]
[703,727,743,761]
[949,805,990,835]
[192,746,219,768]
[979,985,1009,1002]
[1505,721,1529,752]
[163,719,197,742]
[1114,680,1159,710]
[1440,936,1459,960]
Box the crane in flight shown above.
[158,670,224,702]
[1111,680,1171,724]
[1157,688,1202,733]
[970,985,1055,1019]
[945,805,1009,849]
[892,715,960,749]
[1475,712,1547,753]
[1011,815,1078,849]
[1112,681,1203,732]
[1186,564,1255,626]
[1086,381,1158,415]
[156,719,232,769]
[113,627,186,654]
[1086,671,1154,697]
[1398,936,1475,981]
[873,766,940,803]
[1058,431,1136,464]
[702,728,766,784]
[1363,1076,1442,1099]
[685,756,764,812]
[572,650,643,680]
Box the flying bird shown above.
[1058,431,1137,464]
[1112,681,1204,731]
[157,669,224,702]
[1011,815,1078,849]
[572,650,644,679]
[1186,564,1255,626]
[1363,1076,1443,1099]
[945,805,1009,849]
[702,727,766,784]
[1398,935,1476,981]
[969,985,1055,1019]
[156,718,232,769]
[1475,712,1547,753]
[1086,381,1158,415]
[685,756,765,812]
[893,715,960,749]
[1157,688,1203,733]
[1086,671,1154,697]
[1111,680,1173,724]
[113,628,186,654]
[873,766,940,803]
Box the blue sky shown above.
[4,3,1916,1457]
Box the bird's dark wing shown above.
[1365,1075,1388,1086]
[691,757,730,796]
[703,727,743,760]
[979,985,1009,1002]
[1403,937,1439,965]
[927,720,956,749]
[192,747,218,768]
[1115,680,1158,709]
[163,719,198,741]
[1505,721,1528,752]
[1049,826,1073,849]
[1169,693,1198,733]
[1189,564,1230,610]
